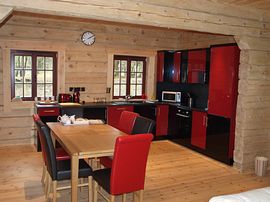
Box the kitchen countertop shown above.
[36,100,207,112]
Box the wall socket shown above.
[69,87,85,92]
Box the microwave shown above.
[162,91,181,102]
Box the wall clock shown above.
[81,31,95,46]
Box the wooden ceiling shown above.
[215,0,270,11]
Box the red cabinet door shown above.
[188,49,206,83]
[208,45,240,118]
[107,106,134,129]
[157,51,164,82]
[156,105,169,136]
[191,111,207,149]
[173,51,181,83]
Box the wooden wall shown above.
[0,13,233,147]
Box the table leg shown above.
[71,155,79,202]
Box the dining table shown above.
[47,122,126,202]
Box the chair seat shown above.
[57,159,93,181]
[93,168,111,194]
[99,156,113,168]
[56,147,70,161]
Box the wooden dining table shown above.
[47,122,126,202]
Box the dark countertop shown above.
[36,101,207,112]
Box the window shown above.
[113,55,146,99]
[11,50,57,101]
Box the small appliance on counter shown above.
[58,93,72,103]
[162,91,181,102]
[73,91,80,103]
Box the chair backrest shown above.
[37,121,58,181]
[118,111,139,134]
[32,114,47,164]
[110,134,153,195]
[131,116,155,134]
[32,114,41,121]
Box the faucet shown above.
[124,95,132,101]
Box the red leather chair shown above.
[33,114,70,161]
[36,120,93,201]
[99,111,139,168]
[118,111,139,134]
[32,114,70,188]
[93,134,153,202]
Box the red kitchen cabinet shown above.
[188,49,207,84]
[107,106,134,129]
[36,106,60,151]
[157,51,164,82]
[155,105,169,136]
[208,45,240,118]
[191,111,207,149]
[156,51,177,83]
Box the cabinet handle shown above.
[43,110,56,113]
[176,113,189,118]
[116,108,125,110]
[205,116,208,127]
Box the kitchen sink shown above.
[111,100,145,105]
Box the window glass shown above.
[113,55,146,99]
[11,50,57,101]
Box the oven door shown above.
[168,106,192,146]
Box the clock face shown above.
[81,31,95,46]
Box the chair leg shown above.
[52,181,57,202]
[41,164,46,184]
[93,180,98,202]
[110,195,115,202]
[133,190,143,202]
[44,169,48,193]
[88,176,93,202]
[46,176,52,199]
[80,178,83,192]
[122,193,127,202]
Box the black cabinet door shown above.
[163,51,174,82]
[83,107,107,123]
[206,114,231,164]
[61,107,83,118]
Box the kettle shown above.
[73,91,80,103]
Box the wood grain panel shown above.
[1,141,270,201]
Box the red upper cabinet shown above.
[155,105,169,136]
[107,106,134,129]
[156,51,178,83]
[188,49,207,84]
[191,111,207,149]
[173,51,181,83]
[208,45,240,118]
[157,51,164,82]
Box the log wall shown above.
[0,14,233,148]
[0,0,269,171]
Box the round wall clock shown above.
[81,31,95,46]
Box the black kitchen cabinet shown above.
[61,107,83,118]
[157,51,176,83]
[206,114,231,164]
[83,107,107,123]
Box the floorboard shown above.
[0,141,269,202]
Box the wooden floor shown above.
[1,140,270,202]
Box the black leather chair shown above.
[36,120,93,202]
[131,116,155,134]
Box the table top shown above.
[47,122,126,158]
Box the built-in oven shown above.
[168,105,192,146]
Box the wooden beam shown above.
[0,0,269,37]
[0,6,13,24]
